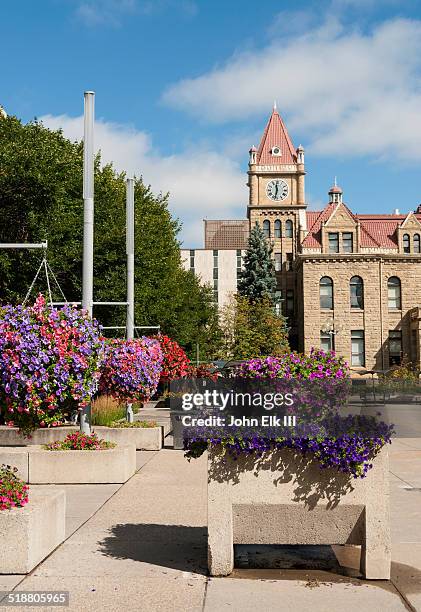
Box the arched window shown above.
[414,234,420,253]
[285,219,293,238]
[388,276,401,310]
[350,276,364,309]
[274,219,281,238]
[320,276,333,310]
[403,234,410,254]
[262,219,270,238]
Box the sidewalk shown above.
[0,440,420,611]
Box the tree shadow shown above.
[98,523,208,575]
[209,448,355,509]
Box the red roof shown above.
[257,109,297,165]
[302,206,421,250]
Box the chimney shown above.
[393,208,400,215]
[415,204,421,215]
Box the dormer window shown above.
[271,146,281,156]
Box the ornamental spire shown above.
[256,105,297,165]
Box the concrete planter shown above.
[0,425,163,451]
[95,426,163,451]
[208,446,391,579]
[0,425,78,446]
[0,445,136,484]
[0,489,66,574]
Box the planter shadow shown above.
[208,449,355,510]
[98,523,208,575]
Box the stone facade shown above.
[181,106,421,371]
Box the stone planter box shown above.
[95,426,163,450]
[208,446,391,579]
[0,425,163,451]
[0,445,136,484]
[0,425,78,446]
[0,489,66,574]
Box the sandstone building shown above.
[181,106,421,371]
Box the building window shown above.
[236,249,242,286]
[274,252,282,272]
[263,219,271,238]
[274,220,281,238]
[351,330,365,367]
[389,330,402,366]
[189,249,195,271]
[414,234,421,253]
[213,250,218,302]
[388,276,401,310]
[320,331,334,352]
[285,252,293,271]
[342,232,353,253]
[286,290,294,315]
[328,233,339,253]
[350,276,364,309]
[320,276,334,310]
[403,234,410,254]
[285,220,293,238]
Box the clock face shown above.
[266,179,289,202]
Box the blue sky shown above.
[2,0,421,246]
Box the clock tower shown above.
[247,105,307,249]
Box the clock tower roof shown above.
[256,107,297,165]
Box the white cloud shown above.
[76,0,136,26]
[40,114,245,246]
[162,18,421,161]
[74,0,197,26]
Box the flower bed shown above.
[99,337,163,402]
[0,464,29,510]
[155,334,190,383]
[185,413,394,479]
[0,295,104,434]
[43,432,115,451]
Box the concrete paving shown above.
[0,442,420,611]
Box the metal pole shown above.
[0,242,48,250]
[126,177,135,422]
[80,90,95,434]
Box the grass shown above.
[108,420,158,429]
[91,396,126,426]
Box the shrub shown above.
[0,465,29,510]
[0,295,104,435]
[43,432,115,451]
[99,337,162,402]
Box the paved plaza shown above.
[0,429,420,612]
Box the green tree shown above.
[237,222,277,302]
[0,115,220,353]
[220,295,289,359]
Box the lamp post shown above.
[321,317,343,349]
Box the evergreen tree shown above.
[237,222,277,302]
